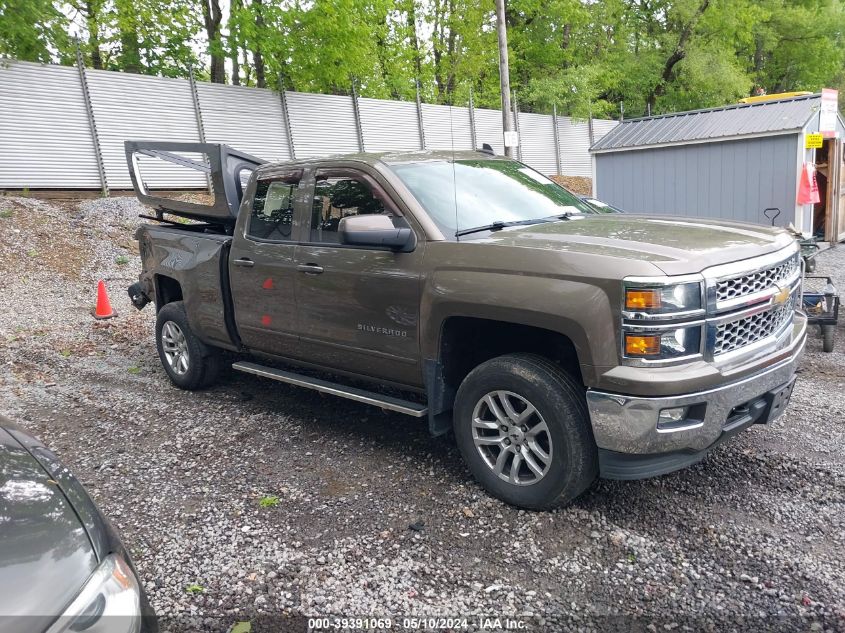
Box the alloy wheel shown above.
[471,390,553,486]
[161,321,190,376]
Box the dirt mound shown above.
[551,175,592,196]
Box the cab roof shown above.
[254,149,509,175]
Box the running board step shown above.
[231,361,428,418]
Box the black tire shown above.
[453,353,598,510]
[155,301,222,390]
[822,324,835,353]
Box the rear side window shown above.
[248,177,299,241]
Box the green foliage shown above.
[2,0,844,117]
[115,255,130,265]
[185,583,204,594]
[0,0,68,62]
[522,0,845,116]
[258,495,280,508]
[60,0,200,75]
[127,365,141,374]
[0,209,13,219]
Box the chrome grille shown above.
[716,254,800,303]
[714,294,796,355]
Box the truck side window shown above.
[310,176,401,244]
[248,178,298,241]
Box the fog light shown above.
[658,406,688,425]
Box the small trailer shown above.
[802,275,839,352]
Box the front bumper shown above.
[586,312,806,478]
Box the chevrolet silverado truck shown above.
[125,141,807,510]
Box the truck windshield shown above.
[390,159,595,238]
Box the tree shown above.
[745,0,845,94]
[232,0,270,88]
[63,0,200,76]
[0,0,68,62]
[229,0,241,85]
[199,0,224,83]
[69,0,105,69]
[643,0,712,113]
[252,0,267,88]
[0,0,843,119]
[114,0,142,73]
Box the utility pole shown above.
[495,0,514,157]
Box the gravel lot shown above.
[1,195,843,632]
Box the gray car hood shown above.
[0,427,97,632]
[485,214,797,276]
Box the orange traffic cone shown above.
[93,280,116,319]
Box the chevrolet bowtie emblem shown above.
[773,285,790,305]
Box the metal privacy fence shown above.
[0,59,617,192]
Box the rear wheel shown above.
[453,353,598,510]
[155,301,222,390]
[822,324,835,353]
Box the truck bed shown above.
[136,223,237,350]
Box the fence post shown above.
[468,87,477,150]
[74,39,108,196]
[350,79,365,152]
[552,103,562,176]
[415,80,426,150]
[188,67,213,194]
[512,90,522,161]
[278,76,296,160]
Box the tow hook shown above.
[128,282,151,310]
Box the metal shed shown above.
[591,93,845,242]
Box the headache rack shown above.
[124,141,267,226]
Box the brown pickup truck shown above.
[125,141,806,510]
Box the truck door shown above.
[229,171,303,357]
[293,167,424,386]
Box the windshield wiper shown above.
[455,218,550,237]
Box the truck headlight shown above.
[624,326,702,359]
[624,281,702,316]
[47,554,142,633]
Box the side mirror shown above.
[339,215,414,251]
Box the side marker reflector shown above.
[625,334,660,356]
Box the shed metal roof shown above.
[591,94,821,153]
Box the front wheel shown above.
[155,301,222,390]
[453,353,598,510]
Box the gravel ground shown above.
[1,195,843,632]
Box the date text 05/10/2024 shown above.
[307,616,529,631]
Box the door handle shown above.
[296,263,324,274]
[233,258,254,268]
